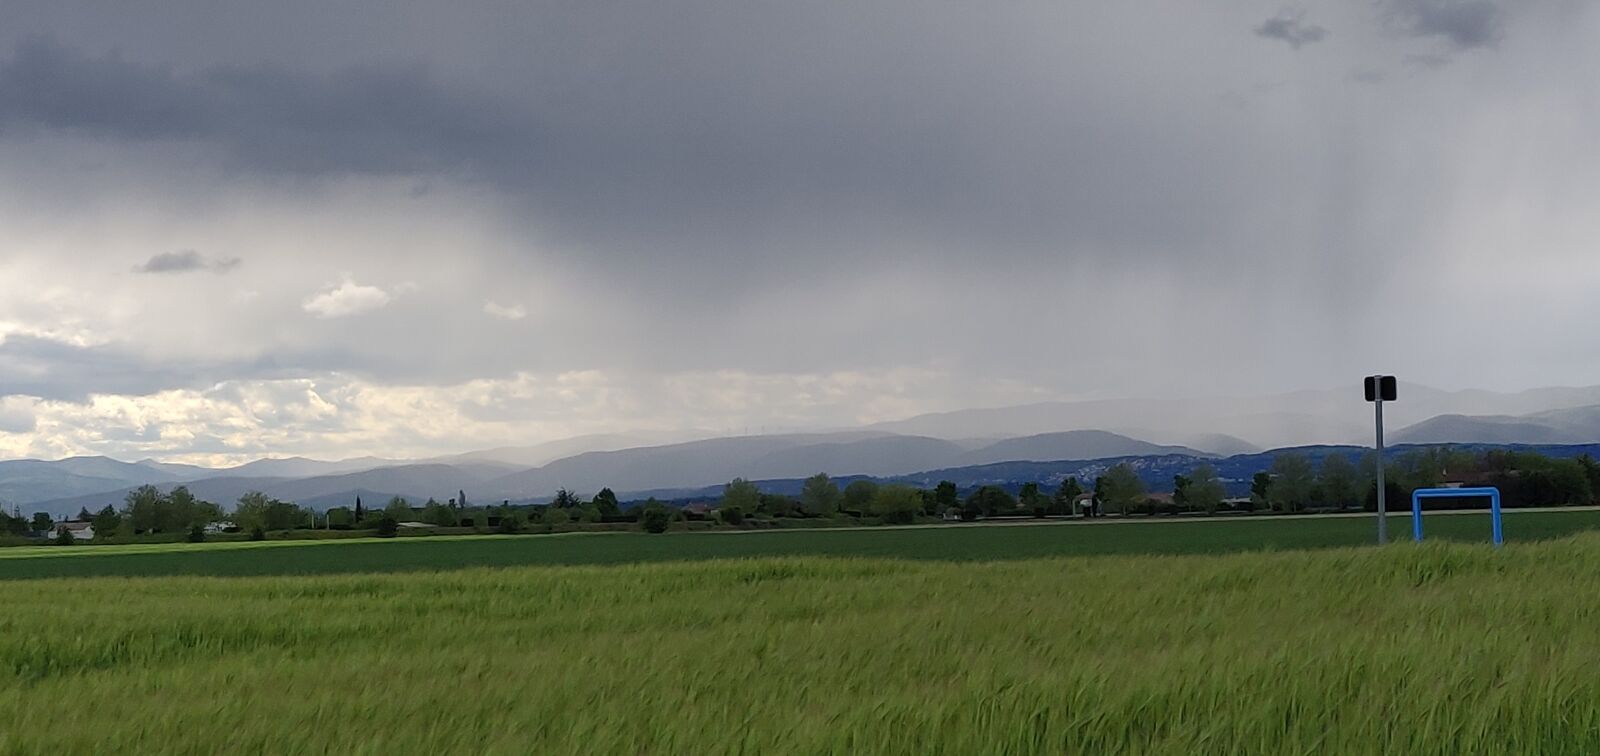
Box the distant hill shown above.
[870,384,1600,448]
[1392,404,1600,445]
[218,456,407,479]
[429,431,709,468]
[31,462,512,517]
[0,456,181,507]
[480,432,935,499]
[958,431,1204,465]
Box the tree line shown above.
[8,445,1600,545]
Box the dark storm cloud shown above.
[0,36,527,179]
[1385,0,1503,49]
[1255,10,1330,49]
[0,334,214,401]
[134,250,240,274]
[0,23,1247,279]
[0,334,406,401]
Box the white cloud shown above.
[0,396,37,434]
[483,301,527,321]
[0,368,1050,464]
[302,278,394,319]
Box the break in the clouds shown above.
[134,250,240,274]
[0,0,1597,463]
[1255,10,1330,49]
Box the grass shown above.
[4,509,1600,580]
[6,535,1600,753]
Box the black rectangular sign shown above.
[1364,375,1397,402]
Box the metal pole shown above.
[1375,392,1387,544]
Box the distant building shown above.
[50,521,95,541]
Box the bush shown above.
[374,517,399,538]
[719,506,745,526]
[187,525,206,543]
[53,528,75,546]
[496,516,521,534]
[249,526,266,541]
[641,506,672,534]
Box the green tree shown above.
[1270,453,1315,512]
[842,480,879,514]
[592,488,622,518]
[30,511,53,533]
[545,507,572,526]
[325,507,354,529]
[53,527,74,546]
[186,525,206,543]
[962,486,1016,520]
[550,488,582,509]
[166,486,199,531]
[1187,464,1226,515]
[723,478,761,513]
[800,473,843,517]
[758,493,799,517]
[1052,477,1083,515]
[496,511,523,533]
[385,496,412,521]
[2,510,28,536]
[233,491,303,532]
[424,501,457,527]
[1019,482,1046,517]
[640,501,673,533]
[1098,463,1145,516]
[1249,472,1272,511]
[374,517,399,538]
[91,505,122,540]
[870,485,924,524]
[124,485,165,533]
[76,506,93,522]
[934,481,959,513]
[1577,454,1600,499]
[1319,454,1360,510]
[1171,474,1192,510]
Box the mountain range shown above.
[10,383,1600,517]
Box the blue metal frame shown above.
[1410,487,1503,547]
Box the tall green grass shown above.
[5,536,1600,753]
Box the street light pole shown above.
[1375,393,1387,544]
[1365,374,1396,545]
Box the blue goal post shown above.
[1410,487,1503,547]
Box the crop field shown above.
[5,509,1600,580]
[7,532,1600,754]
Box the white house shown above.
[50,521,95,541]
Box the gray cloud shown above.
[0,0,1596,461]
[0,36,525,178]
[1255,10,1330,49]
[1385,0,1503,49]
[0,334,374,402]
[134,250,240,274]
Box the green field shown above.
[7,533,1600,753]
[7,514,1600,753]
[4,509,1600,580]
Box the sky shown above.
[0,0,1597,464]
